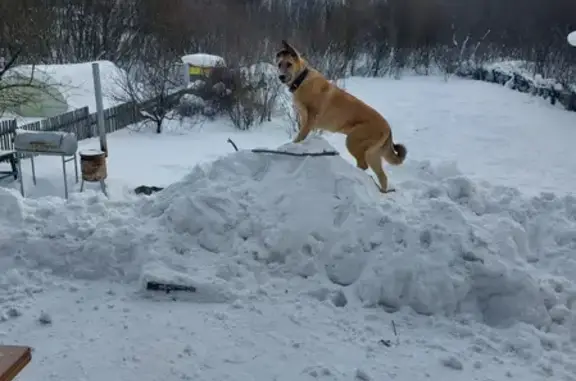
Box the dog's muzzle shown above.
[278,75,287,83]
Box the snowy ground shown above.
[1,75,576,381]
[4,75,576,197]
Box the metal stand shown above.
[79,178,108,197]
[17,155,23,197]
[18,152,79,199]
[0,151,18,181]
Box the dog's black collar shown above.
[289,69,309,93]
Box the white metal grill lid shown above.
[14,129,78,155]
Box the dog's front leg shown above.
[293,124,312,143]
[293,107,311,143]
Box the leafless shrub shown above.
[110,53,183,133]
[435,28,492,81]
[195,62,283,131]
[221,68,264,131]
[176,93,205,118]
[279,101,300,138]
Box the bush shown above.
[182,63,283,131]
[176,93,206,118]
[224,63,282,130]
[242,63,284,123]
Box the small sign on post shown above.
[91,62,108,157]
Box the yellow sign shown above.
[188,66,213,77]
[189,66,202,75]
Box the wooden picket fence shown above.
[0,89,186,151]
[0,119,16,151]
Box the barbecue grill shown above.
[13,129,79,199]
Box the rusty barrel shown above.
[79,149,107,182]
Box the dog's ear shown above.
[281,40,299,57]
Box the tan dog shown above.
[276,40,407,193]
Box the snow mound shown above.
[483,60,559,89]
[142,136,383,284]
[1,137,576,338]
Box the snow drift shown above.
[1,137,575,338]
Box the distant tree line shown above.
[1,0,575,80]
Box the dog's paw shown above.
[381,187,396,194]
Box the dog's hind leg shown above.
[365,142,390,193]
[345,128,370,170]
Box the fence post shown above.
[80,107,91,139]
[92,63,108,157]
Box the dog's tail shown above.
[382,136,407,165]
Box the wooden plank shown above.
[0,345,32,381]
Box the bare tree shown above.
[111,52,183,134]
[49,0,141,65]
[1,0,575,100]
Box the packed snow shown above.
[483,60,563,90]
[1,73,576,381]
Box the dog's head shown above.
[275,40,306,85]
